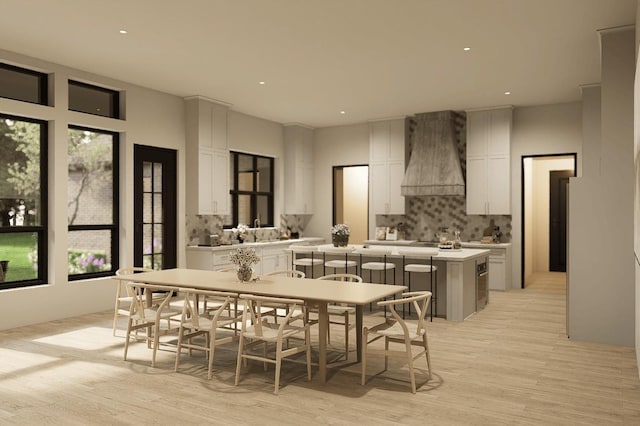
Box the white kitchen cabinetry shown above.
[186,243,295,275]
[487,246,512,291]
[260,246,289,275]
[466,108,512,215]
[369,119,405,215]
[186,249,213,270]
[186,97,230,216]
[284,125,314,214]
[198,148,230,215]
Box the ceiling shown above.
[0,0,636,128]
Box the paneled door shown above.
[134,145,177,269]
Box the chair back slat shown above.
[377,291,432,336]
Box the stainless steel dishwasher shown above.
[476,261,488,311]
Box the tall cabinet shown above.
[186,97,230,216]
[283,124,314,214]
[466,107,512,215]
[369,118,405,236]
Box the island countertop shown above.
[320,244,490,262]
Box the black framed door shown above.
[133,145,177,269]
[549,170,572,272]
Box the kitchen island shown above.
[320,244,490,321]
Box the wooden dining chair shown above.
[235,293,312,395]
[317,273,363,359]
[261,269,306,278]
[174,288,240,379]
[113,267,154,336]
[361,291,433,393]
[123,282,181,367]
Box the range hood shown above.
[401,111,465,197]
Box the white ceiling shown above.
[0,0,636,128]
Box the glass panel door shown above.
[134,145,176,269]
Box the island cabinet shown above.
[284,125,314,215]
[185,96,231,216]
[466,107,512,215]
[369,119,405,216]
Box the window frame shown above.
[0,113,48,289]
[228,151,274,228]
[68,80,120,119]
[67,125,120,281]
[0,63,48,106]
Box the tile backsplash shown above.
[377,197,512,242]
[186,213,310,245]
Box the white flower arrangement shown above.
[232,223,250,240]
[331,223,350,236]
[229,247,260,267]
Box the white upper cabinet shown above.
[466,107,512,215]
[284,125,314,214]
[369,119,405,215]
[186,97,230,216]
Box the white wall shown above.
[569,27,635,346]
[306,123,369,240]
[634,50,640,376]
[227,111,285,225]
[511,102,583,288]
[0,49,186,330]
[634,0,640,375]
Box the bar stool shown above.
[356,247,396,312]
[321,245,357,275]
[288,245,323,278]
[398,248,439,321]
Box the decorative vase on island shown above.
[237,265,253,282]
[332,234,349,247]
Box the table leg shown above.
[317,301,328,384]
[356,305,363,362]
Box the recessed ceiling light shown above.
[463,47,471,51]
[258,81,265,85]
[504,91,511,95]
[340,111,346,115]
[119,29,128,34]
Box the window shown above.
[227,152,274,227]
[0,63,48,105]
[67,126,119,279]
[0,114,48,289]
[68,80,120,119]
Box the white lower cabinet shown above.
[186,244,292,275]
[487,247,512,291]
[260,246,289,275]
[213,250,234,270]
[186,249,213,270]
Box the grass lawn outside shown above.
[0,232,38,282]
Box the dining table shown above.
[128,268,406,383]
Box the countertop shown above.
[187,237,325,252]
[363,239,511,249]
[319,244,490,262]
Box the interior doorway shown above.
[521,154,576,287]
[333,165,368,244]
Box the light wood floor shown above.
[0,272,638,425]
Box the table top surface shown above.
[128,268,406,305]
